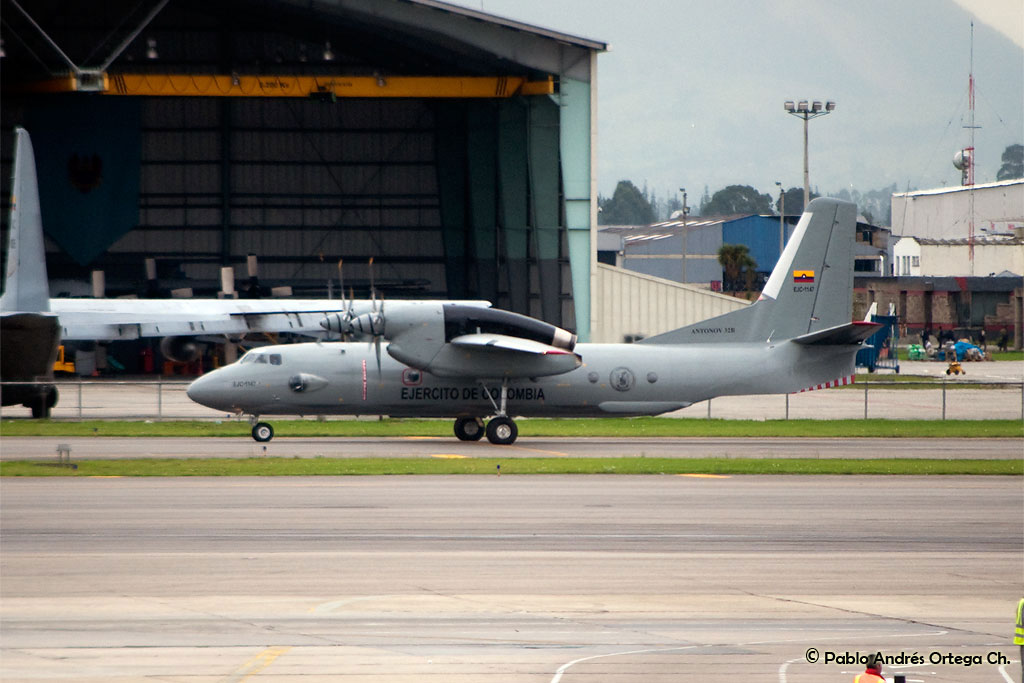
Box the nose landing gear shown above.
[249,416,274,442]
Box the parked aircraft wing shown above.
[790,321,880,346]
[450,333,576,355]
[53,300,491,341]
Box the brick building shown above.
[854,275,1023,348]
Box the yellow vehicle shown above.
[53,345,75,374]
[945,360,964,375]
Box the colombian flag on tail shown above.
[793,270,815,283]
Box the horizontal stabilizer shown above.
[790,321,880,346]
[450,333,574,356]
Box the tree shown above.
[598,180,656,225]
[776,187,819,217]
[832,183,898,225]
[651,195,681,221]
[701,185,774,216]
[717,243,757,293]
[997,143,1023,181]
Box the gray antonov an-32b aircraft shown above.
[187,197,878,444]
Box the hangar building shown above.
[891,179,1024,240]
[1,0,603,338]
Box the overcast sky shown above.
[449,0,1023,206]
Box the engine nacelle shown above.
[159,336,200,363]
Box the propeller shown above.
[319,259,357,340]
[317,258,386,373]
[366,257,384,374]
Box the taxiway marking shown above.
[678,473,731,479]
[221,646,290,682]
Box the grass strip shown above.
[1,418,1021,439]
[0,457,1018,477]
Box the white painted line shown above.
[998,662,1017,683]
[311,595,396,614]
[550,645,700,683]
[778,656,803,683]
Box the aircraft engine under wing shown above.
[385,304,581,379]
[423,333,582,379]
[450,333,577,355]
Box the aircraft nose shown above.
[186,372,224,408]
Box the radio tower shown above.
[964,21,979,270]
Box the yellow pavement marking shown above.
[222,646,291,682]
[677,473,731,479]
[431,454,469,459]
[507,445,570,457]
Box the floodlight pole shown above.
[679,187,689,284]
[775,181,785,255]
[784,100,836,208]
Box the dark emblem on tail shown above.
[68,153,103,193]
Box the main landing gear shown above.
[453,416,519,445]
[452,379,519,445]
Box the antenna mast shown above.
[965,21,978,270]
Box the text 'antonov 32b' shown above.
[186,198,877,444]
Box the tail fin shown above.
[642,198,856,344]
[1,127,50,313]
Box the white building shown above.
[893,235,1024,277]
[891,179,1024,240]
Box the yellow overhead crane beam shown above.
[18,73,555,98]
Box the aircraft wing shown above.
[450,333,576,356]
[53,299,491,341]
[790,321,880,345]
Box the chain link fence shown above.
[2,379,1022,421]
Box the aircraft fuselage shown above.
[187,339,855,419]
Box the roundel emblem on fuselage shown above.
[609,367,635,392]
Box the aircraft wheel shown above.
[29,387,57,419]
[252,422,274,442]
[30,400,49,419]
[485,417,518,445]
[454,417,485,441]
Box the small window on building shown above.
[911,256,919,267]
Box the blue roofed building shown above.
[599,213,890,289]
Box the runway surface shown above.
[1,435,1021,460]
[1,475,1020,682]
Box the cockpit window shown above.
[239,352,282,365]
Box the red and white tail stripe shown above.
[798,374,855,393]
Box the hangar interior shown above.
[0,0,604,337]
